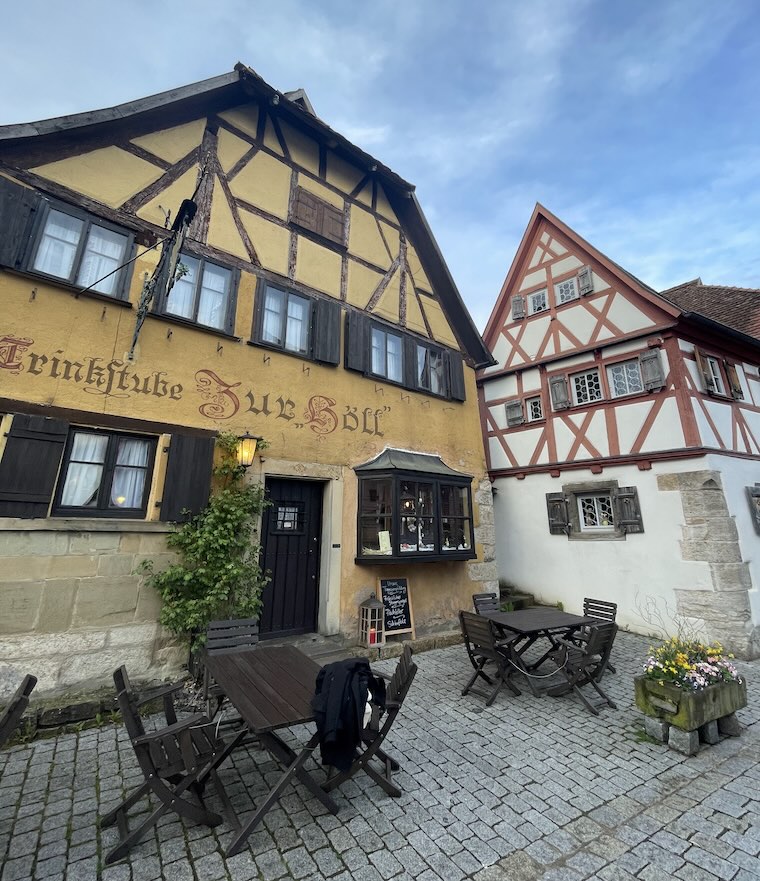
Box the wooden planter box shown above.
[634,675,747,732]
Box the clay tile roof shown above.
[661,279,760,341]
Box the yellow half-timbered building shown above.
[0,64,496,696]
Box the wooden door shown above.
[259,478,323,638]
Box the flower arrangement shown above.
[643,637,741,690]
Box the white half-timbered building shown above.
[479,204,760,658]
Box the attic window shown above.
[291,187,345,246]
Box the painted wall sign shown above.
[378,577,415,638]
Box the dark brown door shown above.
[259,478,323,638]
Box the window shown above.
[528,289,548,314]
[161,255,235,331]
[275,503,305,533]
[555,278,578,304]
[571,369,603,405]
[260,285,311,354]
[30,205,132,297]
[415,343,447,396]
[704,356,726,396]
[546,482,644,539]
[53,429,156,518]
[607,359,644,397]
[356,450,475,562]
[290,186,345,246]
[371,327,403,383]
[578,494,614,531]
[526,395,543,421]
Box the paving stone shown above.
[255,848,289,880]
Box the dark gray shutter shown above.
[251,278,266,343]
[160,434,215,522]
[549,375,570,410]
[639,349,666,391]
[505,400,524,427]
[511,295,525,320]
[724,361,744,400]
[0,414,68,518]
[694,348,715,392]
[403,335,419,389]
[546,493,570,535]
[746,485,760,535]
[613,486,644,534]
[292,187,321,234]
[321,203,345,245]
[447,351,466,401]
[345,310,368,372]
[578,265,594,296]
[0,177,41,269]
[312,298,341,365]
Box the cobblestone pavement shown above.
[1,631,759,881]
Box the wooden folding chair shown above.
[0,674,37,748]
[472,592,500,614]
[546,622,618,715]
[322,645,417,798]
[459,611,524,705]
[200,618,260,718]
[101,666,236,865]
[579,598,617,674]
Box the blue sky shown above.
[2,1,759,330]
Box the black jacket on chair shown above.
[312,658,385,771]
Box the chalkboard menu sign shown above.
[378,577,415,639]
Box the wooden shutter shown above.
[724,361,744,400]
[693,348,715,392]
[160,434,215,522]
[639,349,666,391]
[0,177,41,269]
[746,485,760,535]
[546,493,570,535]
[511,296,525,320]
[549,375,570,410]
[0,414,68,518]
[578,265,594,296]
[505,400,524,427]
[321,203,345,245]
[403,336,419,389]
[292,187,321,234]
[447,351,466,401]
[312,298,341,365]
[613,486,644,534]
[345,310,368,372]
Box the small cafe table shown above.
[205,645,338,857]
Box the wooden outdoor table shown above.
[481,608,596,687]
[206,645,338,857]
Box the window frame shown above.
[606,358,645,399]
[26,201,135,300]
[528,289,549,315]
[156,252,238,334]
[554,277,579,305]
[704,355,727,396]
[526,395,544,422]
[356,471,476,564]
[570,367,603,405]
[52,428,157,519]
[370,324,404,384]
[546,480,644,540]
[414,341,448,397]
[252,281,313,356]
[577,492,615,532]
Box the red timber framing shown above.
[480,205,760,479]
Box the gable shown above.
[482,211,679,374]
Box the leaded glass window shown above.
[528,289,548,314]
[607,359,644,398]
[578,494,614,530]
[526,396,543,421]
[571,369,603,405]
[555,278,578,304]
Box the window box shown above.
[355,449,475,563]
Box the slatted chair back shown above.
[583,598,617,624]
[472,592,500,614]
[0,674,37,748]
[323,645,418,798]
[103,666,234,865]
[460,611,504,664]
[547,621,619,715]
[206,618,260,654]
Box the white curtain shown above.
[60,433,107,507]
[285,295,308,352]
[262,287,284,344]
[33,210,83,280]
[165,255,199,320]
[77,225,127,294]
[110,438,150,508]
[371,328,385,375]
[197,263,230,329]
[386,333,402,382]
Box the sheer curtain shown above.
[371,328,385,375]
[386,334,402,382]
[60,433,107,507]
[76,225,128,294]
[110,438,150,508]
[165,255,199,319]
[263,287,284,344]
[285,295,308,353]
[197,264,230,329]
[33,210,83,280]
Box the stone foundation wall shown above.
[657,470,760,659]
[469,479,498,593]
[0,518,185,700]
